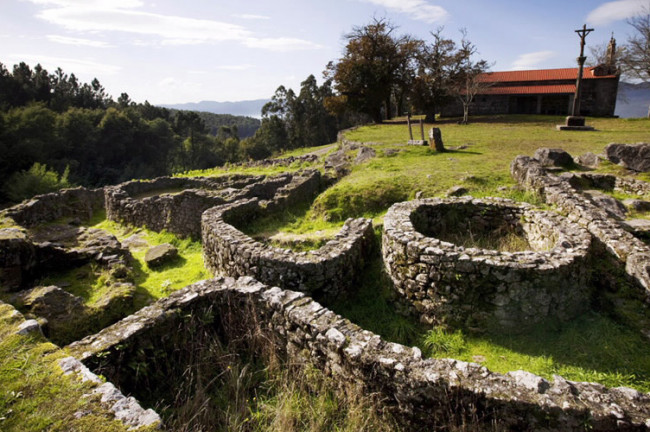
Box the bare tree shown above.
[621,5,650,116]
[448,30,491,124]
[411,27,457,122]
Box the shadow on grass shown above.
[322,235,650,390]
[320,248,427,348]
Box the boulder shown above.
[621,219,650,235]
[604,143,650,172]
[355,146,376,164]
[623,199,650,212]
[582,190,628,220]
[574,152,600,168]
[324,150,351,178]
[19,285,85,319]
[533,148,574,168]
[446,186,469,197]
[144,243,178,268]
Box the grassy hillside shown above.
[261,115,650,391]
[3,114,650,430]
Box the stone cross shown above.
[571,24,594,117]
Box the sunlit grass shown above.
[0,304,145,432]
[89,215,209,303]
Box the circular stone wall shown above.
[382,197,593,332]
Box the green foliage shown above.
[3,162,72,202]
[422,327,467,357]
[244,75,339,160]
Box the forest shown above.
[0,62,274,204]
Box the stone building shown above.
[442,38,620,117]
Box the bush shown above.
[3,162,72,202]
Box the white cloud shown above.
[233,14,271,20]
[244,37,323,52]
[5,54,121,75]
[586,0,649,25]
[37,8,251,43]
[25,0,320,51]
[511,51,556,70]
[214,64,254,71]
[357,0,448,23]
[47,34,113,47]
[26,0,143,8]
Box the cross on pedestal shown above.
[571,24,594,117]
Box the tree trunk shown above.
[424,106,437,123]
[462,103,469,124]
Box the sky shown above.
[1,0,648,105]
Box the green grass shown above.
[309,115,650,221]
[89,217,209,304]
[242,201,343,236]
[421,311,650,392]
[0,303,152,431]
[175,158,319,178]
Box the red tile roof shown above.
[479,84,576,95]
[478,67,618,83]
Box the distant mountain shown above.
[616,82,650,118]
[160,99,270,118]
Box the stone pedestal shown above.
[556,116,595,131]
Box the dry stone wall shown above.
[562,172,650,197]
[201,198,374,299]
[1,300,160,430]
[2,187,105,228]
[105,175,273,238]
[382,197,593,331]
[68,277,650,431]
[511,156,650,295]
[105,171,321,238]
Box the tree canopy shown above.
[324,20,490,123]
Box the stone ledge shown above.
[511,155,650,296]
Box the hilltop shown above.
[2,115,650,431]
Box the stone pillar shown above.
[429,128,445,152]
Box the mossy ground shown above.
[0,303,155,432]
[87,213,209,305]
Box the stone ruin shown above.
[511,155,650,296]
[201,198,374,299]
[382,197,593,331]
[1,151,650,429]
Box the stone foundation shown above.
[105,175,277,238]
[382,198,593,331]
[201,198,374,299]
[2,187,105,228]
[68,277,650,431]
[511,156,650,295]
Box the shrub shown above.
[3,162,72,202]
